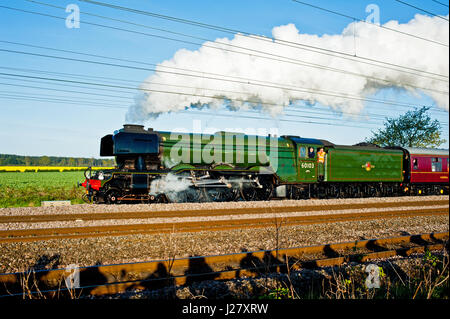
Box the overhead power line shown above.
[0,93,128,109]
[0,3,446,136]
[5,4,448,92]
[27,0,448,80]
[0,71,447,129]
[395,0,449,21]
[0,65,448,118]
[2,71,446,128]
[1,46,448,114]
[0,2,447,126]
[80,0,449,47]
[0,69,447,128]
[0,83,133,102]
[78,0,449,48]
[0,86,395,129]
[291,0,449,45]
[0,93,385,129]
[0,90,389,127]
[1,94,386,130]
[0,81,423,124]
[432,0,449,9]
[0,61,446,117]
[3,76,448,128]
[2,91,447,129]
[3,4,449,108]
[0,79,447,129]
[0,71,350,112]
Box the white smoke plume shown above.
[126,14,449,122]
[149,173,192,202]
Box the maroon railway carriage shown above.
[403,147,449,195]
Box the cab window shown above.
[299,147,306,158]
[308,147,315,159]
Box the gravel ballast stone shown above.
[0,214,447,273]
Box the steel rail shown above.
[0,232,447,297]
[89,243,447,296]
[0,199,446,224]
[0,207,447,243]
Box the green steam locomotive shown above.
[79,124,448,203]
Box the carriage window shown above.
[299,147,306,158]
[413,158,418,170]
[432,157,442,172]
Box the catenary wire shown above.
[0,72,447,129]
[0,67,448,121]
[1,39,448,99]
[78,0,449,48]
[291,0,449,44]
[0,93,391,130]
[0,86,423,126]
[0,1,446,128]
[395,0,449,21]
[1,4,448,94]
[26,0,449,80]
[1,64,447,113]
[432,0,449,8]
[0,46,448,112]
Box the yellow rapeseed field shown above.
[0,166,114,172]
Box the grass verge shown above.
[0,171,86,207]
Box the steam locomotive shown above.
[79,124,449,204]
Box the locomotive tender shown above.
[80,124,449,203]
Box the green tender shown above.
[325,146,404,182]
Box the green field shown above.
[0,171,87,207]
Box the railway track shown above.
[0,199,447,243]
[0,199,446,223]
[0,232,447,298]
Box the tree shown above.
[365,106,446,148]
[68,158,76,166]
[38,156,51,166]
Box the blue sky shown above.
[0,0,448,158]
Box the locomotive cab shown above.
[286,137,327,183]
[80,125,163,203]
[100,124,161,171]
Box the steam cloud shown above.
[149,173,192,202]
[126,14,449,122]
